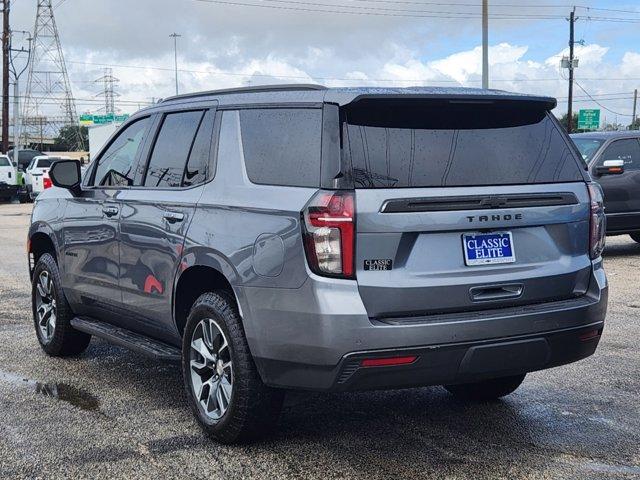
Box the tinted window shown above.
[345,108,584,188]
[600,139,640,171]
[183,110,215,187]
[239,108,321,187]
[0,157,9,167]
[144,110,204,188]
[93,117,150,187]
[36,159,53,168]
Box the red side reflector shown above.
[361,356,417,368]
[579,329,601,342]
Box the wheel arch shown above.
[28,223,61,278]
[173,254,243,338]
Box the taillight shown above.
[588,183,606,259]
[302,190,355,278]
[43,176,52,189]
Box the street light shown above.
[169,33,181,96]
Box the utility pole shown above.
[567,7,576,134]
[10,31,32,165]
[169,33,181,96]
[2,0,10,153]
[482,0,488,89]
[632,89,638,130]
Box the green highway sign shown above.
[79,113,130,126]
[578,109,600,131]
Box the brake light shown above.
[43,176,52,189]
[588,183,606,259]
[302,190,355,278]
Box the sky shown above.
[7,0,640,125]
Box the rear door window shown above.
[239,108,322,187]
[183,110,215,187]
[344,104,584,188]
[143,110,204,188]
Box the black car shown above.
[571,131,640,241]
[8,148,44,172]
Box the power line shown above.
[574,80,634,117]
[37,58,640,85]
[190,0,569,19]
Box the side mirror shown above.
[595,159,624,176]
[49,159,82,195]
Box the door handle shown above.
[102,206,119,217]
[163,212,185,223]
[469,284,523,302]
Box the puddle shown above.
[0,370,102,414]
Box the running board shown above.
[70,317,181,363]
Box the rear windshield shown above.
[35,159,53,168]
[0,157,9,167]
[571,138,605,161]
[344,102,585,188]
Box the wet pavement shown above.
[0,202,638,479]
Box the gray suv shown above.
[29,85,608,443]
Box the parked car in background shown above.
[24,155,70,200]
[8,148,44,172]
[0,154,18,201]
[29,85,608,444]
[571,131,640,241]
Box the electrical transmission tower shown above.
[22,0,82,149]
[94,68,120,115]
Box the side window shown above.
[143,110,204,188]
[238,108,322,187]
[183,110,215,187]
[600,139,640,171]
[92,117,150,187]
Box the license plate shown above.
[462,232,516,266]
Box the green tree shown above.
[53,125,88,151]
[558,113,579,132]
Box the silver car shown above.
[29,85,608,443]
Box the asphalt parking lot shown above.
[0,202,638,479]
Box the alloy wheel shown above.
[189,318,233,421]
[35,270,57,343]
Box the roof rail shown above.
[162,84,327,103]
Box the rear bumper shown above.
[239,260,607,391]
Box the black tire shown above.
[630,233,640,243]
[181,291,284,444]
[444,374,526,401]
[32,253,91,356]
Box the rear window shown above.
[35,159,53,168]
[344,102,584,188]
[239,108,321,187]
[0,157,9,167]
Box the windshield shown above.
[572,138,605,162]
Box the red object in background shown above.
[143,274,163,294]
[43,175,52,189]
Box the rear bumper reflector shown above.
[360,355,418,368]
